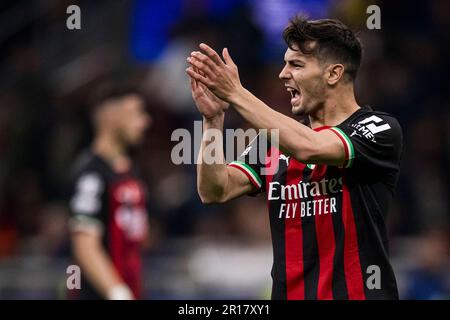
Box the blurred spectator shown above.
[404,228,450,299]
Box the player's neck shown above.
[92,133,131,173]
[309,86,360,129]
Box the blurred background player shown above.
[67,82,152,300]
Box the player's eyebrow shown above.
[284,58,306,65]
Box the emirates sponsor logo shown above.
[268,178,342,201]
[115,206,148,240]
[113,181,143,203]
[113,181,148,240]
[268,178,342,219]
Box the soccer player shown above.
[68,82,151,300]
[187,17,403,299]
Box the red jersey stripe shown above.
[342,177,366,300]
[309,165,336,299]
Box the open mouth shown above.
[286,86,301,105]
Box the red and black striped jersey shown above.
[68,151,149,299]
[228,106,403,300]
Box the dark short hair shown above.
[283,16,362,81]
[88,80,142,113]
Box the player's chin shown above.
[291,104,305,116]
[128,134,145,146]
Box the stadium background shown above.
[0,0,448,299]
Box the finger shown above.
[222,48,236,67]
[190,51,218,73]
[192,67,202,90]
[199,43,224,66]
[193,65,210,91]
[193,66,207,90]
[188,74,197,91]
[186,67,213,88]
[193,62,205,77]
[187,56,215,79]
[196,67,205,77]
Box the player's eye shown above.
[289,62,303,68]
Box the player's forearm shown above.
[230,87,318,161]
[73,239,133,299]
[197,113,229,203]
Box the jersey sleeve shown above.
[227,132,270,194]
[68,170,105,234]
[328,113,403,171]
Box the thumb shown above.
[222,48,236,67]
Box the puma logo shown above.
[279,154,290,166]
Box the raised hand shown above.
[186,43,243,103]
[188,65,229,119]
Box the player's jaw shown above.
[123,123,149,146]
[285,77,327,116]
[285,81,315,115]
[115,116,150,147]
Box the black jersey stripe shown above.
[330,172,349,299]
[300,166,320,300]
[284,159,305,299]
[268,149,287,300]
[310,164,336,299]
[349,185,399,299]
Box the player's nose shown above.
[279,65,290,80]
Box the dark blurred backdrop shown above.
[0,0,448,299]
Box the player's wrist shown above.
[202,111,225,123]
[106,284,134,300]
[227,85,249,109]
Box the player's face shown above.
[279,44,328,115]
[117,95,151,146]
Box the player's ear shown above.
[326,64,345,85]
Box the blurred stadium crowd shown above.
[0,0,448,299]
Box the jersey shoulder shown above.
[347,106,401,128]
[70,150,111,180]
[340,106,403,141]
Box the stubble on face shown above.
[281,41,329,116]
